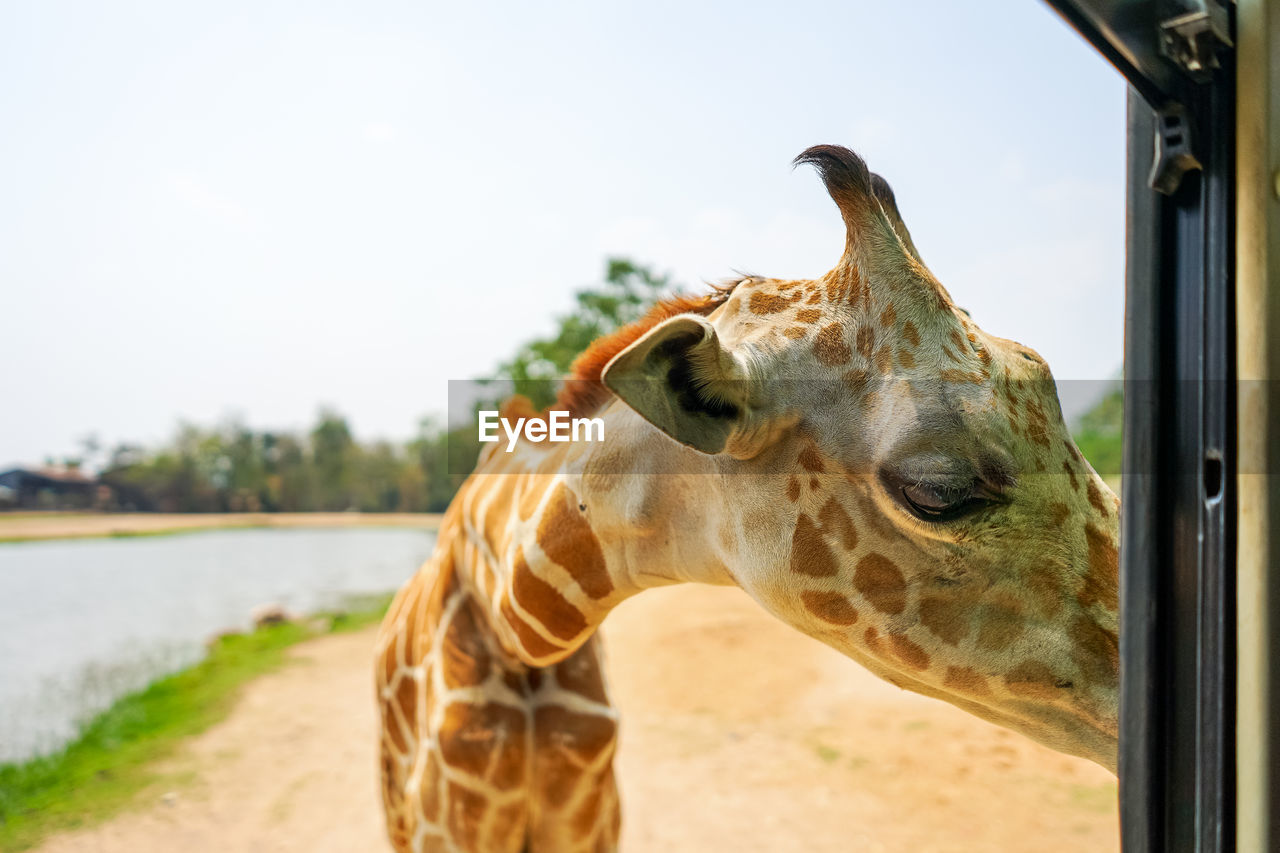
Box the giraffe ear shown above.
[601,314,750,455]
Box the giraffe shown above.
[374,144,1121,852]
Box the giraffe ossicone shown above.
[376,144,1121,852]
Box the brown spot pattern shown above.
[442,601,492,688]
[1081,523,1119,611]
[537,484,613,599]
[943,666,991,695]
[940,369,983,384]
[1069,615,1119,684]
[512,549,588,641]
[790,514,838,577]
[1062,459,1080,491]
[439,701,529,791]
[446,780,488,850]
[384,696,409,752]
[814,322,852,366]
[502,671,526,696]
[976,613,1023,652]
[534,706,618,804]
[401,581,424,661]
[843,368,871,396]
[856,326,875,358]
[853,553,907,614]
[798,446,825,473]
[419,751,443,821]
[889,633,930,670]
[1086,478,1109,517]
[902,321,920,347]
[749,291,798,314]
[817,496,858,549]
[825,275,845,301]
[848,265,868,308]
[494,803,528,851]
[381,639,400,691]
[919,594,970,645]
[1003,661,1063,700]
[500,595,566,659]
[801,590,859,625]
[554,643,610,704]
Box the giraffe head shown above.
[600,145,1119,770]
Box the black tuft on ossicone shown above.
[792,144,873,204]
[868,172,899,210]
[795,143,925,266]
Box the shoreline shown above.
[0,598,393,852]
[0,512,442,545]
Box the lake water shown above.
[0,527,435,763]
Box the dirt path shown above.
[0,512,440,542]
[33,586,1119,853]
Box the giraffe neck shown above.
[444,400,738,667]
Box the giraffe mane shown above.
[499,280,741,422]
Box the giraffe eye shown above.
[898,481,987,522]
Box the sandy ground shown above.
[32,586,1119,853]
[0,512,441,542]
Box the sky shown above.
[0,1,1127,468]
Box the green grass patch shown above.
[0,595,391,852]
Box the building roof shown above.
[0,466,97,485]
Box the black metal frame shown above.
[1041,2,1236,851]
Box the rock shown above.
[251,604,297,628]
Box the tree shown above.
[1073,385,1122,479]
[494,258,675,409]
[311,409,356,510]
[407,417,475,513]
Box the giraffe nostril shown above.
[1054,678,1074,690]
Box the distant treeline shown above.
[97,259,674,513]
[85,258,1122,513]
[101,413,466,513]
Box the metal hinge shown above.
[1147,4,1232,195]
[1149,102,1201,195]
[1158,3,1233,83]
